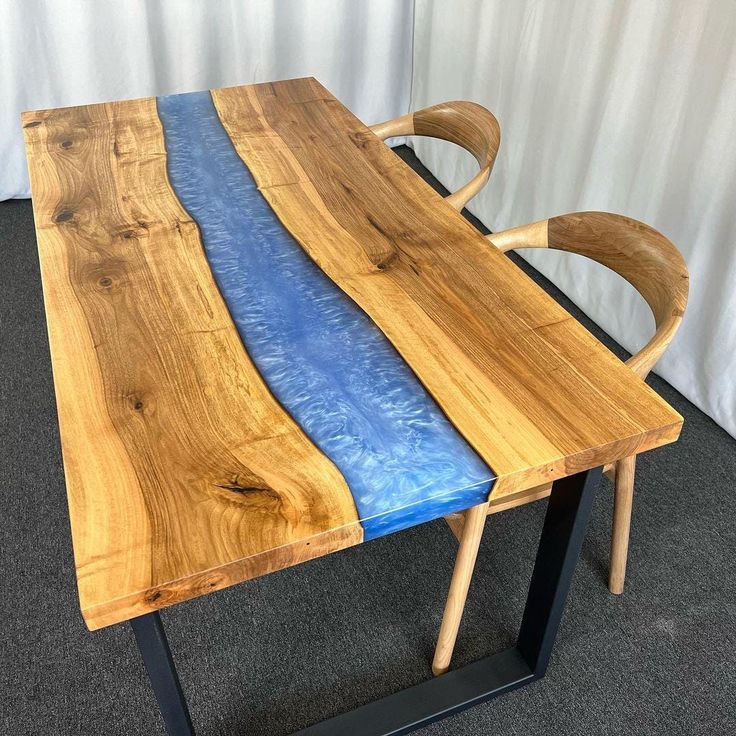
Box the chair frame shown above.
[433,211,689,675]
[370,101,501,211]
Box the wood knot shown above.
[198,573,226,592]
[98,277,112,288]
[60,140,73,149]
[374,250,398,272]
[54,210,74,223]
[216,481,271,495]
[123,392,150,415]
[127,395,145,412]
[174,219,196,235]
[213,470,277,500]
[119,223,149,240]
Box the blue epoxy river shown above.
[156,91,494,540]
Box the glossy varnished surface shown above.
[156,90,493,540]
[23,78,682,629]
[22,94,363,629]
[213,79,682,492]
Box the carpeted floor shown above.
[1,146,734,736]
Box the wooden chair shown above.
[370,101,501,211]
[433,211,689,675]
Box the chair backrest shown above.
[488,211,689,378]
[370,101,501,211]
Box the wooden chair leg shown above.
[443,483,554,542]
[609,455,636,594]
[443,512,465,541]
[432,502,488,676]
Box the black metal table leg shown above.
[130,467,601,736]
[517,466,602,675]
[293,466,603,735]
[131,611,195,736]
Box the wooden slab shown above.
[212,78,682,493]
[22,95,362,630]
[22,77,682,630]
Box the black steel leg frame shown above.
[130,466,602,735]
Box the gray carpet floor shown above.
[1,145,734,735]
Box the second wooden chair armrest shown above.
[433,211,688,676]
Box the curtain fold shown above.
[3,0,734,439]
[410,0,736,438]
[0,0,414,200]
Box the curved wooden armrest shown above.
[370,101,501,211]
[487,212,689,379]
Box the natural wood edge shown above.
[81,523,363,631]
[489,418,682,498]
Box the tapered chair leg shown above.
[432,502,489,676]
[609,455,636,594]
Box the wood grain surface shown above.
[489,212,689,379]
[213,78,682,494]
[486,213,689,594]
[23,77,682,629]
[432,212,689,672]
[369,100,500,210]
[22,95,361,630]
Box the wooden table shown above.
[23,77,682,735]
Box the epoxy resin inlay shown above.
[156,91,494,539]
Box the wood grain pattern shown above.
[489,212,689,379]
[369,101,500,210]
[433,212,689,674]
[212,78,682,497]
[23,78,684,630]
[487,211,689,593]
[22,96,362,630]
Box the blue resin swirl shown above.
[156,91,494,540]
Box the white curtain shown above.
[3,0,735,440]
[0,0,413,199]
[410,0,736,439]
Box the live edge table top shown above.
[23,77,682,630]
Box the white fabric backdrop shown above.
[3,0,734,439]
[0,0,413,199]
[410,0,736,438]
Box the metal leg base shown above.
[131,611,194,736]
[130,467,602,736]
